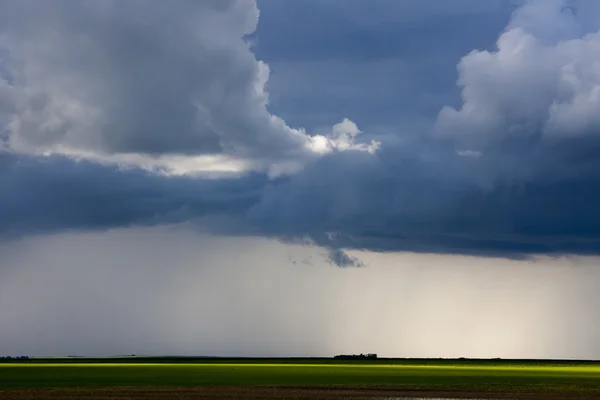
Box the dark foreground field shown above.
[3,386,600,400]
[1,359,600,399]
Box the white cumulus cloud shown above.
[436,0,600,159]
[0,0,378,176]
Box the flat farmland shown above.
[1,360,600,399]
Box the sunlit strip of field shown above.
[1,362,600,393]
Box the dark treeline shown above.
[334,353,378,360]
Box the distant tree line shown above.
[334,353,377,360]
[0,356,29,360]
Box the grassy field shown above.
[2,359,600,395]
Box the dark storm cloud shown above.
[247,142,600,258]
[0,151,265,237]
[3,0,600,266]
[4,140,600,267]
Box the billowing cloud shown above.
[436,0,600,180]
[0,0,377,177]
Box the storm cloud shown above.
[2,0,600,267]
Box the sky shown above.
[2,0,600,358]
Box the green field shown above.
[2,359,600,394]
